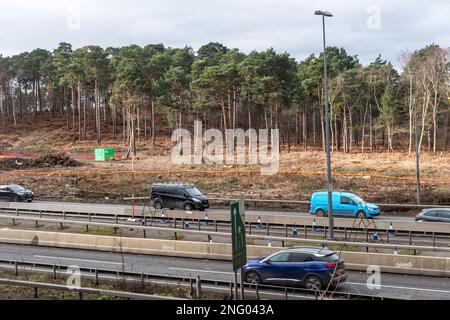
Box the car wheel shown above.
[305,276,323,291]
[184,203,193,211]
[154,201,163,210]
[357,211,366,219]
[316,209,326,217]
[246,272,262,285]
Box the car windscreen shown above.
[9,185,26,192]
[185,187,203,197]
[351,195,365,204]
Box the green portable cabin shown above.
[94,149,115,161]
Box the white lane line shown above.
[33,255,124,266]
[170,267,233,275]
[347,282,450,294]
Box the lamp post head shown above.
[315,10,333,17]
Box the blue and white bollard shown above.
[160,212,167,224]
[312,218,317,233]
[184,222,190,229]
[292,228,299,237]
[388,223,396,237]
[208,235,213,243]
[257,217,263,230]
[372,232,380,241]
[268,240,272,247]
[203,213,209,226]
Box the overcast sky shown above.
[1,0,449,68]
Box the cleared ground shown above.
[1,117,450,215]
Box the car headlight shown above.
[193,198,201,203]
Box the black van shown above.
[151,184,209,211]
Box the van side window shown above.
[341,197,353,205]
[175,189,186,197]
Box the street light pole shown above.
[411,72,421,205]
[315,10,334,239]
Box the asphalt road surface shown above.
[0,243,448,300]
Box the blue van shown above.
[309,192,381,218]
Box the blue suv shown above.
[243,247,347,290]
[309,192,381,218]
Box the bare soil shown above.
[1,115,450,211]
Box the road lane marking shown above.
[346,282,450,294]
[33,255,124,266]
[169,267,233,275]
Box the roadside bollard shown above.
[312,219,317,233]
[161,212,167,224]
[394,246,399,255]
[388,223,396,237]
[268,240,272,247]
[257,217,263,230]
[203,213,209,225]
[292,228,299,237]
[208,235,213,243]
[372,232,381,241]
[184,222,190,229]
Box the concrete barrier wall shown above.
[1,228,449,277]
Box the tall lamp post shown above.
[410,72,421,205]
[315,10,334,239]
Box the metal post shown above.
[322,14,334,240]
[234,271,238,300]
[255,283,260,300]
[412,72,421,205]
[196,275,202,299]
[240,268,245,300]
[314,11,335,240]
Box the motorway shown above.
[32,200,416,221]
[0,243,449,300]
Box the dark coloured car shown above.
[151,184,209,211]
[243,247,347,290]
[415,208,450,223]
[0,185,34,202]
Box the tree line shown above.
[0,42,448,157]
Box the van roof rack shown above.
[152,183,194,187]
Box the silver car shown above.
[415,208,450,223]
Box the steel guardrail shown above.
[0,278,186,300]
[0,258,395,300]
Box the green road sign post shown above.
[231,200,247,300]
